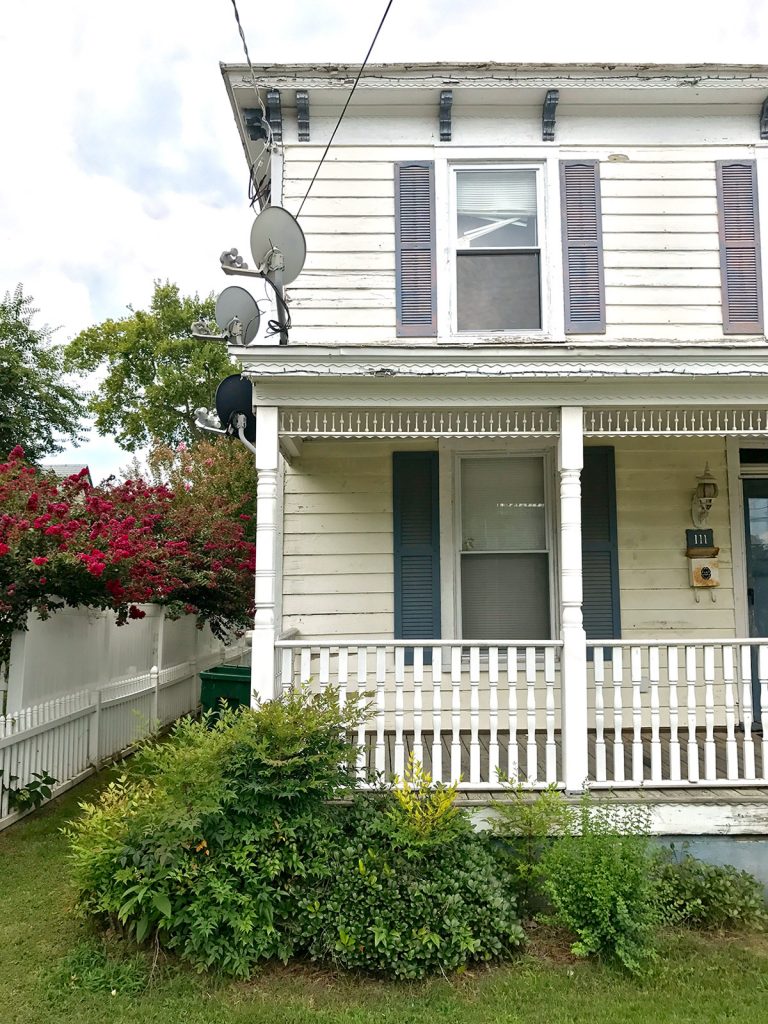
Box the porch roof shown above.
[235,343,768,382]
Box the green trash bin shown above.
[199,665,252,718]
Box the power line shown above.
[228,0,276,154]
[296,0,395,218]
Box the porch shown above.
[246,383,768,801]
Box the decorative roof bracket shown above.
[761,96,768,140]
[266,89,283,143]
[439,89,453,142]
[296,90,310,141]
[542,89,559,141]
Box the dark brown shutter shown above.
[560,160,606,334]
[395,161,437,337]
[716,161,764,334]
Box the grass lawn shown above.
[1,772,767,1024]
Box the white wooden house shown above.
[220,62,768,840]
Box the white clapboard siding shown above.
[282,442,400,639]
[281,145,737,344]
[613,439,735,639]
[602,250,721,269]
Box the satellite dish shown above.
[215,286,261,345]
[250,206,306,285]
[215,374,256,443]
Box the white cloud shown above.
[2,0,767,475]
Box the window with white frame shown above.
[455,166,542,332]
[459,455,551,640]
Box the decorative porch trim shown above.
[584,407,768,437]
[279,408,561,438]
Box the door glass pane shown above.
[746,495,768,637]
[457,252,541,331]
[457,169,538,248]
[461,458,546,552]
[461,553,550,639]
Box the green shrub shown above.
[538,795,658,974]
[300,762,525,979]
[66,688,367,978]
[655,849,768,931]
[488,779,573,916]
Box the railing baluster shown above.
[356,647,367,780]
[545,646,557,784]
[740,645,756,780]
[723,645,738,780]
[375,647,386,777]
[431,647,443,783]
[469,646,480,784]
[280,647,293,696]
[649,645,662,783]
[525,647,537,784]
[451,646,462,784]
[760,645,768,781]
[594,646,607,782]
[337,647,348,710]
[631,646,644,783]
[319,647,330,690]
[704,645,716,781]
[612,647,625,783]
[686,645,700,783]
[668,646,681,781]
[488,646,499,783]
[413,646,423,768]
[394,646,405,779]
[507,647,519,780]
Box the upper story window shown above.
[454,167,542,332]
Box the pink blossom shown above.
[32,556,48,566]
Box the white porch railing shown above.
[275,640,563,789]
[588,640,768,788]
[275,637,768,792]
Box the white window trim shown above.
[726,436,768,639]
[438,441,561,643]
[433,156,565,344]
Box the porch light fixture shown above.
[691,463,719,527]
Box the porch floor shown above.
[361,727,766,790]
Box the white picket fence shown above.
[0,641,249,831]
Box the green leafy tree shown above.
[0,285,86,462]
[63,281,238,451]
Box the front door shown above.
[742,478,768,724]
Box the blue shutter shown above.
[393,452,441,661]
[395,161,437,337]
[581,447,621,647]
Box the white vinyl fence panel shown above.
[0,639,249,831]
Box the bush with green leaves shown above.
[66,688,367,978]
[300,759,525,979]
[489,779,574,917]
[538,795,658,975]
[655,849,767,931]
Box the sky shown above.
[1,0,767,480]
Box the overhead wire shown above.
[228,0,277,208]
[296,0,395,218]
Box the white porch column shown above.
[558,406,589,792]
[251,406,280,705]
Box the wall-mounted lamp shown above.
[691,462,719,527]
